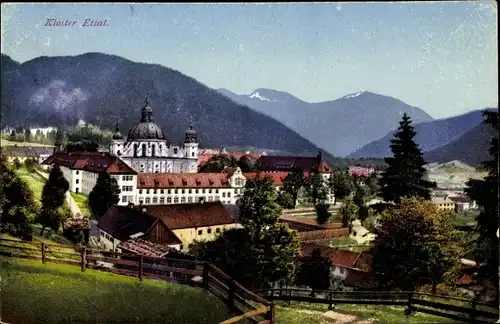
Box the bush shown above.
[362,216,378,232]
[315,203,331,224]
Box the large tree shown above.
[88,171,120,220]
[190,174,302,289]
[329,169,354,204]
[282,169,305,208]
[38,165,69,234]
[305,173,329,205]
[372,197,464,292]
[379,114,435,203]
[41,165,69,211]
[339,196,359,229]
[296,248,332,295]
[464,110,499,302]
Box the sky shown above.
[1,2,497,119]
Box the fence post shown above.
[470,294,478,321]
[405,292,413,316]
[41,242,46,264]
[80,247,87,272]
[328,291,333,310]
[202,262,209,290]
[265,303,276,323]
[228,279,235,309]
[138,254,144,281]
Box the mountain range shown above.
[423,121,497,166]
[217,88,434,157]
[349,109,495,158]
[0,53,328,158]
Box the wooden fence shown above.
[254,288,499,324]
[0,237,275,324]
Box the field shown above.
[0,139,54,147]
[14,167,46,206]
[274,301,462,324]
[0,257,231,324]
[71,192,92,217]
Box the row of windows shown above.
[121,195,135,203]
[121,186,133,192]
[122,175,134,181]
[139,196,223,205]
[197,227,221,236]
[138,188,223,195]
[100,231,113,242]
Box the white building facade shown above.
[109,98,199,174]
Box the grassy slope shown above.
[70,192,92,217]
[0,257,230,324]
[0,139,54,147]
[275,301,462,324]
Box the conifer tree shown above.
[379,113,435,203]
[38,165,69,234]
[88,171,120,220]
[465,110,499,302]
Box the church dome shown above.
[127,98,166,141]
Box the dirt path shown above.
[279,307,374,324]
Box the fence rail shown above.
[255,288,499,324]
[0,237,274,324]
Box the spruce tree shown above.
[379,113,435,203]
[38,165,69,234]
[465,110,499,302]
[88,171,120,221]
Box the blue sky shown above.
[1,2,497,118]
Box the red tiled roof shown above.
[119,238,180,257]
[142,201,236,230]
[298,228,349,241]
[256,155,331,173]
[301,244,367,269]
[137,173,230,189]
[42,151,136,175]
[279,215,342,229]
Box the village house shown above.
[3,145,55,165]
[98,205,182,252]
[301,244,376,289]
[431,196,456,211]
[42,152,138,204]
[448,196,477,211]
[140,201,239,250]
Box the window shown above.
[76,179,79,184]
[208,189,212,193]
[215,189,219,193]
[145,197,151,204]
[188,189,192,194]
[134,144,138,157]
[142,143,147,157]
[207,228,212,234]
[160,197,165,204]
[153,189,157,194]
[195,189,199,194]
[168,189,171,194]
[222,193,226,198]
[75,188,79,194]
[188,197,193,203]
[146,189,150,194]
[174,189,178,194]
[174,197,179,204]
[181,189,185,194]
[198,230,202,235]
[167,197,172,204]
[122,196,127,203]
[180,244,183,250]
[76,171,79,175]
[181,197,186,203]
[139,189,143,194]
[174,148,178,155]
[192,152,195,157]
[216,228,221,233]
[152,145,156,157]
[202,189,206,194]
[227,192,231,198]
[160,189,164,194]
[139,200,144,205]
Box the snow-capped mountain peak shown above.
[343,90,366,99]
[249,90,273,102]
